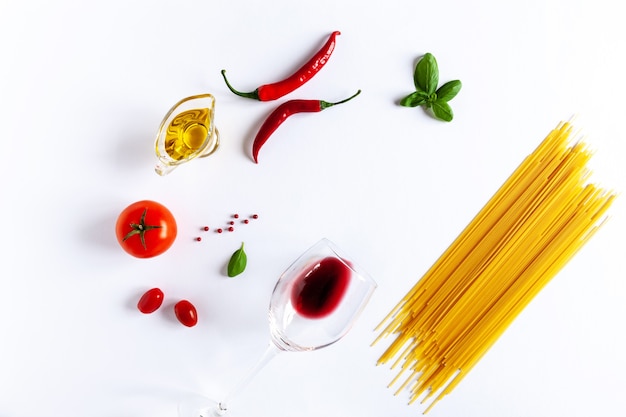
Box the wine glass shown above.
[179,238,377,417]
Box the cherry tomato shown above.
[137,288,164,314]
[174,300,198,327]
[115,200,177,258]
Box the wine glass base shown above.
[178,393,226,417]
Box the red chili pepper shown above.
[252,90,361,163]
[221,31,341,101]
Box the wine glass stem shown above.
[217,342,282,414]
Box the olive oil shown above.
[164,108,212,161]
[154,93,219,176]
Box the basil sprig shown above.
[400,53,462,122]
[227,242,247,277]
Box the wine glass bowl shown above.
[269,238,377,351]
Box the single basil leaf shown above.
[400,91,427,107]
[414,53,439,95]
[436,80,462,102]
[227,242,247,277]
[431,100,454,122]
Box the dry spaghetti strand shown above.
[374,121,615,412]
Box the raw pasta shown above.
[374,121,615,412]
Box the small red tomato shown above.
[137,288,164,314]
[174,300,198,327]
[115,200,177,258]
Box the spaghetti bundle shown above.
[374,121,615,412]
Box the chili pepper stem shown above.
[319,90,362,110]
[221,70,260,100]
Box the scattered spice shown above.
[196,213,259,238]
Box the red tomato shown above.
[137,288,164,314]
[174,300,198,327]
[115,200,177,258]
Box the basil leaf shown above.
[414,53,439,95]
[227,242,247,277]
[400,91,427,107]
[402,52,461,122]
[436,80,462,102]
[431,100,454,122]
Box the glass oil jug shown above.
[154,94,220,175]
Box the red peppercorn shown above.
[234,214,239,219]
[217,228,223,233]
[243,219,249,224]
[229,221,235,225]
[252,214,259,219]
[203,226,209,231]
[228,227,234,232]
[195,237,202,242]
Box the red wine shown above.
[291,256,351,318]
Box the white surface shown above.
[1,1,625,416]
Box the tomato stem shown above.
[123,208,162,250]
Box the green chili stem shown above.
[221,70,260,100]
[320,90,361,110]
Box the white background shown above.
[1,1,625,416]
